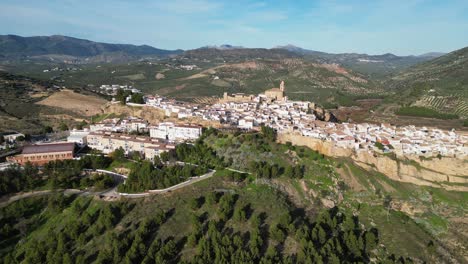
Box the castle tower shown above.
[280,80,285,92]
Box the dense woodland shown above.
[0,187,412,264]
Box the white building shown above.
[67,129,90,147]
[238,118,254,130]
[90,118,122,132]
[87,132,175,160]
[2,132,25,143]
[120,117,149,133]
[149,122,202,141]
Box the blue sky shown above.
[0,0,467,55]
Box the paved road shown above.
[226,168,251,174]
[149,170,215,193]
[0,169,127,206]
[0,169,217,204]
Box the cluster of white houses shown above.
[298,122,468,157]
[138,81,467,159]
[67,118,203,161]
[145,95,199,119]
[6,81,467,166]
[90,117,149,133]
[149,122,202,141]
[86,132,176,162]
[98,84,141,96]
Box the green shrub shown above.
[374,142,385,151]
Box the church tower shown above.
[280,80,285,92]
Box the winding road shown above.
[0,168,217,205]
[118,169,216,198]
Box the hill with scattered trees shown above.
[1,128,466,263]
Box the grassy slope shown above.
[204,132,467,262]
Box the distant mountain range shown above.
[0,35,444,72]
[274,44,444,59]
[274,44,445,78]
[0,35,183,63]
[0,34,462,83]
[182,47,298,61]
[201,44,245,50]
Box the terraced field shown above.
[192,96,220,104]
[389,47,468,120]
[413,95,468,118]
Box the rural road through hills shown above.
[118,169,216,198]
[0,169,217,205]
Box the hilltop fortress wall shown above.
[278,132,468,191]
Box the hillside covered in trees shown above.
[0,128,466,263]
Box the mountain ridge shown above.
[274,44,445,58]
[0,34,183,62]
[273,44,446,78]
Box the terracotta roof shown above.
[23,142,75,155]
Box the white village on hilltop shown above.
[6,81,468,166]
[85,81,467,159]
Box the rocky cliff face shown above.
[278,133,468,191]
[312,105,339,122]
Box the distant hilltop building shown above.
[220,81,287,103]
[263,80,286,101]
[222,92,255,103]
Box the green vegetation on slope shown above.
[117,161,208,193]
[2,178,407,264]
[4,54,382,107]
[388,46,468,118]
[1,129,466,263]
[396,106,459,119]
